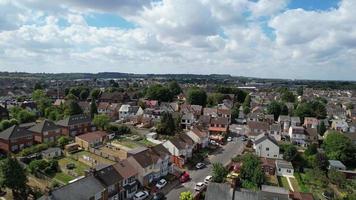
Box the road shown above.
[165,138,246,200]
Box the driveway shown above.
[165,138,246,200]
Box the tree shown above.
[323,132,356,164]
[240,153,265,188]
[267,101,288,121]
[212,162,228,183]
[187,88,207,107]
[29,159,49,174]
[93,114,110,130]
[168,81,182,96]
[64,101,83,116]
[297,87,303,96]
[179,191,193,200]
[281,89,296,102]
[242,95,251,108]
[282,144,298,162]
[146,84,173,102]
[32,89,52,116]
[90,99,98,118]
[312,153,328,171]
[17,110,36,123]
[231,103,240,122]
[311,100,327,119]
[304,168,328,188]
[90,89,101,100]
[328,169,346,187]
[207,93,225,107]
[79,90,89,100]
[305,143,318,156]
[57,136,70,148]
[243,106,250,115]
[0,158,28,196]
[157,112,176,135]
[317,121,327,136]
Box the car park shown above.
[133,191,149,200]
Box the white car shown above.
[227,137,232,142]
[155,179,167,189]
[204,175,213,184]
[210,140,217,145]
[133,191,149,200]
[194,182,206,191]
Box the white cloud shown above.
[0,0,355,80]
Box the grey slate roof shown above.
[254,135,279,147]
[275,160,294,170]
[0,125,33,140]
[28,119,61,133]
[50,175,105,200]
[56,114,91,127]
[205,183,233,200]
[94,165,123,187]
[41,147,61,155]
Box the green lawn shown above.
[265,175,279,186]
[138,138,155,147]
[295,172,310,193]
[53,172,74,184]
[278,176,291,190]
[289,177,301,192]
[58,157,90,177]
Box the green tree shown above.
[207,93,225,107]
[317,121,327,136]
[93,114,110,130]
[28,159,49,174]
[243,94,251,108]
[281,89,296,102]
[311,153,328,171]
[0,158,28,196]
[32,90,52,117]
[57,136,70,148]
[267,101,288,121]
[79,90,89,100]
[90,89,101,100]
[323,132,356,164]
[90,99,98,118]
[212,162,228,183]
[231,103,240,122]
[179,191,193,200]
[168,81,182,96]
[304,168,328,188]
[311,100,327,119]
[282,144,298,162]
[187,88,207,107]
[297,87,303,96]
[240,153,265,188]
[146,84,173,102]
[305,143,318,156]
[17,110,36,123]
[157,112,176,135]
[64,101,83,116]
[328,169,346,187]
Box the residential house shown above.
[197,115,211,129]
[181,113,196,129]
[203,108,218,118]
[217,108,231,123]
[127,144,171,186]
[347,108,356,120]
[163,134,195,168]
[186,127,209,148]
[331,119,349,132]
[328,160,346,171]
[261,158,276,175]
[303,117,318,128]
[143,108,162,121]
[119,105,143,121]
[247,112,264,122]
[144,100,159,108]
[181,104,203,118]
[253,134,280,159]
[276,160,294,177]
[94,164,124,200]
[160,102,179,113]
[0,125,33,153]
[278,115,290,133]
[209,117,229,143]
[264,114,275,124]
[57,114,95,137]
[113,159,139,199]
[48,175,107,200]
[41,147,62,159]
[290,117,301,126]
[0,105,9,120]
[99,92,130,103]
[28,119,62,143]
[78,101,90,114]
[246,121,270,139]
[269,124,282,141]
[75,131,108,150]
[289,126,318,147]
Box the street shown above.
[165,138,246,200]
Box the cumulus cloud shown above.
[0,0,355,80]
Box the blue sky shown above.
[0,0,355,80]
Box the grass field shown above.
[278,176,291,190]
[53,172,74,184]
[58,157,90,177]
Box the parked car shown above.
[194,182,206,191]
[155,179,167,190]
[180,172,190,183]
[133,191,149,200]
[204,175,212,184]
[210,140,217,146]
[153,192,166,200]
[227,137,232,142]
[195,162,206,169]
[322,191,334,200]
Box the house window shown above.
[266,147,269,151]
[287,169,291,173]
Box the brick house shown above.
[0,125,33,153]
[56,114,95,137]
[28,119,62,143]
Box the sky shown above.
[0,0,355,80]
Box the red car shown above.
[179,172,190,183]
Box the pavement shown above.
[165,137,246,200]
